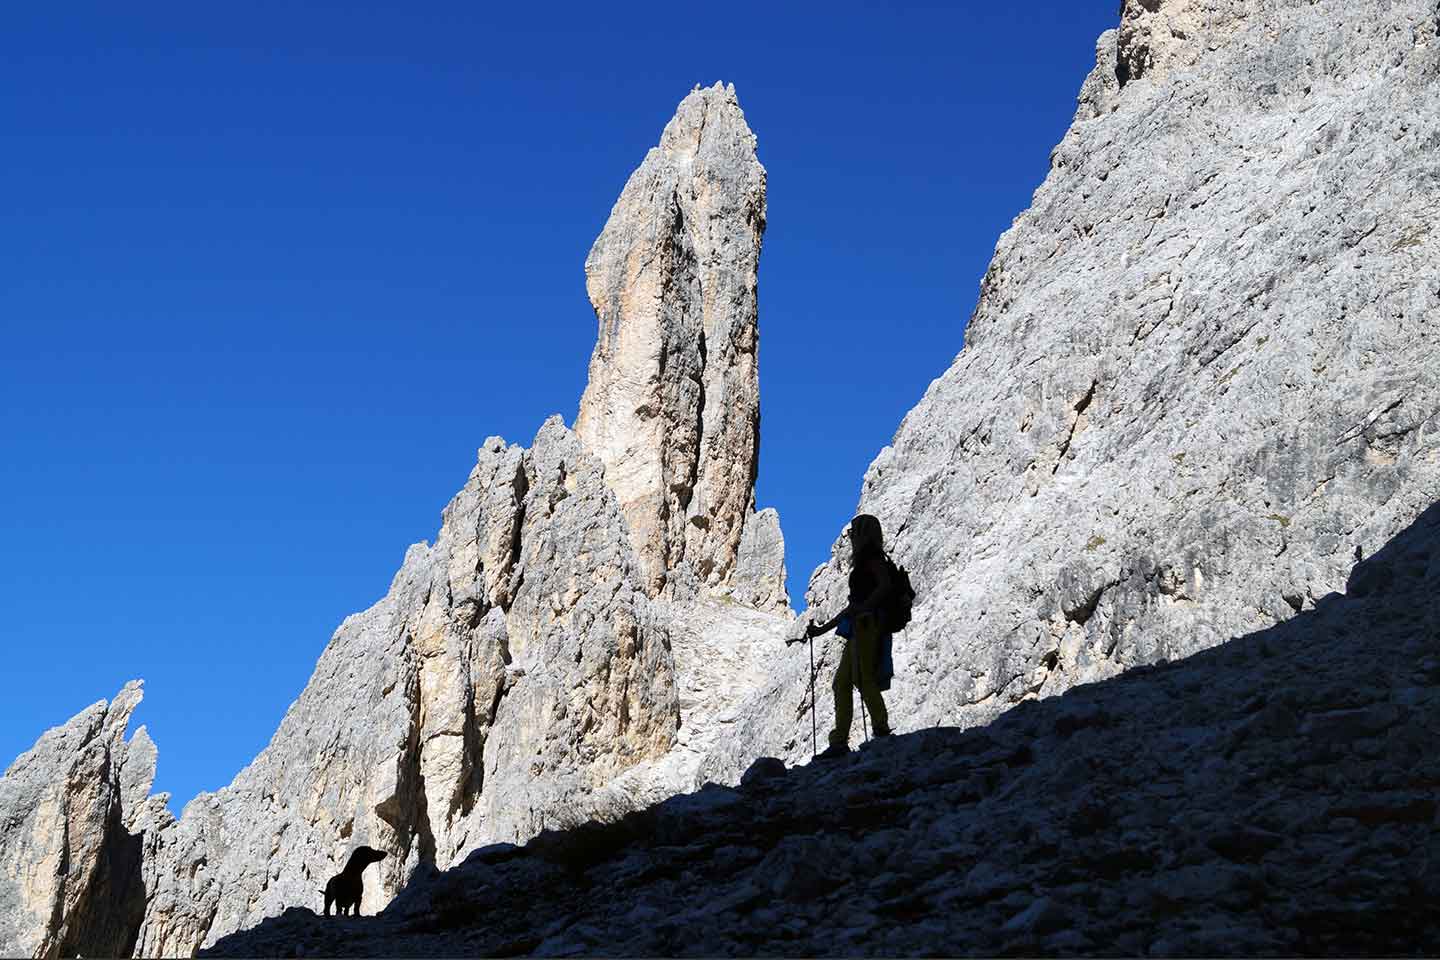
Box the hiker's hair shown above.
[850,514,884,555]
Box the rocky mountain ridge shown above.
[0,682,159,958]
[1,82,793,959]
[207,502,1440,956]
[4,0,1439,954]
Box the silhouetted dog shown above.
[321,846,387,917]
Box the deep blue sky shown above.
[2,2,1116,812]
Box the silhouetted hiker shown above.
[322,845,387,917]
[806,514,898,759]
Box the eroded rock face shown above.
[0,682,159,960]
[576,82,773,601]
[473,419,680,841]
[713,0,1440,773]
[100,86,789,958]
[19,0,1437,948]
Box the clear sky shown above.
[2,1,1117,812]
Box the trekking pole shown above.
[786,622,819,759]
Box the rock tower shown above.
[576,83,778,604]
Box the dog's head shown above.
[346,845,389,871]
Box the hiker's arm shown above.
[806,615,839,638]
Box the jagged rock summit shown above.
[0,82,792,959]
[126,418,689,956]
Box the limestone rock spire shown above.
[576,82,773,600]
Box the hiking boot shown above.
[816,743,849,761]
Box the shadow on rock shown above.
[205,502,1440,957]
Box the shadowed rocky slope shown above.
[206,503,1440,956]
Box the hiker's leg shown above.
[854,614,891,736]
[829,638,854,747]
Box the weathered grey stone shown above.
[469,417,679,842]
[1075,29,1122,121]
[112,86,788,958]
[584,595,789,815]
[576,82,769,600]
[4,82,783,960]
[711,0,1440,775]
[0,682,152,960]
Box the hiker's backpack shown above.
[883,557,916,633]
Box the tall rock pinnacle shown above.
[576,82,770,600]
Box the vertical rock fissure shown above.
[1052,379,1099,475]
[502,473,528,619]
[689,326,708,547]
